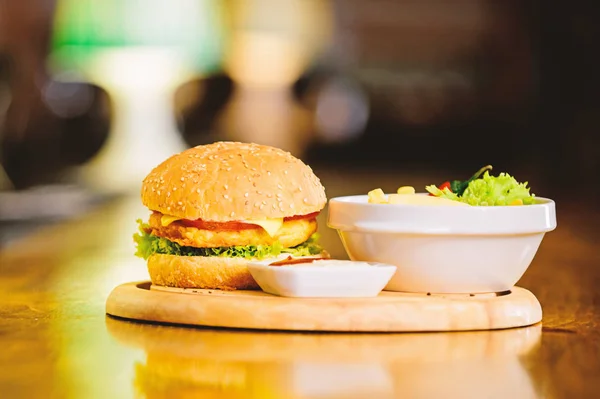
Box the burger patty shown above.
[146,212,318,248]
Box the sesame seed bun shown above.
[141,141,327,222]
[147,254,261,290]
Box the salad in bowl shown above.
[327,166,557,294]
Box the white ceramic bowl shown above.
[327,194,557,294]
[247,258,397,298]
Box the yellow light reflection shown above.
[44,197,151,398]
[106,317,542,399]
[223,0,333,88]
[227,32,310,90]
[217,0,333,156]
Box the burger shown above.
[133,141,328,290]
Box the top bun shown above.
[141,141,327,222]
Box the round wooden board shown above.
[105,281,542,332]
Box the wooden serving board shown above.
[105,282,542,332]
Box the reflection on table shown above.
[107,316,540,399]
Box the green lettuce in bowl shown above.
[426,169,536,206]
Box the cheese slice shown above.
[242,218,284,237]
[160,213,284,236]
[161,214,183,226]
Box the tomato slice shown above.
[178,211,320,231]
[283,212,320,222]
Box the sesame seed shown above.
[182,206,186,211]
[167,206,171,211]
[277,184,283,189]
[230,211,235,217]
[254,202,260,208]
[173,187,177,191]
[303,198,309,203]
[257,191,263,195]
[224,184,228,190]
[290,203,295,209]
[178,201,183,205]
[196,188,201,194]
[267,171,271,176]
[267,194,273,198]
[157,190,161,195]
[272,204,277,209]
[245,200,249,205]
[224,194,229,199]
[180,177,185,182]
[284,170,288,174]
[299,187,303,192]
[236,176,241,180]
[167,192,171,197]
[152,188,156,192]
[259,204,265,210]
[251,167,257,171]
[262,200,267,205]
[226,167,232,171]
[276,193,282,198]
[244,192,249,197]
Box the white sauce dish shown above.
[247,258,397,298]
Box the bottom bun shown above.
[147,254,261,290]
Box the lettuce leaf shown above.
[426,171,536,206]
[460,171,536,206]
[133,220,324,260]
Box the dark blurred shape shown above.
[304,74,370,144]
[1,80,110,189]
[0,0,114,189]
[535,0,600,200]
[43,78,94,119]
[174,73,234,145]
[301,0,538,173]
[54,82,111,165]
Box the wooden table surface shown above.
[1,169,599,399]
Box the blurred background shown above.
[0,0,598,245]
